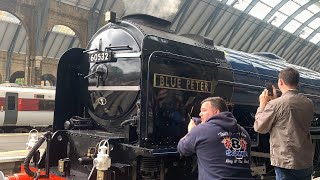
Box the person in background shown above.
[178,97,253,180]
[254,67,314,180]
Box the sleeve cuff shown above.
[257,106,265,113]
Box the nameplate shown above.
[153,73,212,93]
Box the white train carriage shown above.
[0,84,55,132]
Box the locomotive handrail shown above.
[303,93,320,99]
[218,66,320,90]
[105,45,132,51]
[299,82,320,89]
[83,48,98,53]
[218,66,277,80]
[113,52,141,58]
[218,80,320,99]
[217,80,263,90]
[147,51,221,66]
[88,86,140,91]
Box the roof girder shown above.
[174,0,197,33]
[293,11,320,35]
[278,0,317,29]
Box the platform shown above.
[0,133,45,175]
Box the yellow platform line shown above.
[0,133,30,137]
[0,149,44,162]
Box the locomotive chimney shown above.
[123,0,181,19]
[122,0,182,31]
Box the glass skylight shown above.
[52,25,75,36]
[308,4,320,14]
[299,27,313,39]
[248,2,271,20]
[269,12,287,27]
[222,0,320,45]
[260,0,281,7]
[0,11,20,24]
[278,1,300,16]
[233,0,252,11]
[295,10,313,23]
[284,19,301,33]
[310,33,320,44]
[309,18,320,30]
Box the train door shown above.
[4,92,18,125]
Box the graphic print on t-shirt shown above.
[219,131,249,164]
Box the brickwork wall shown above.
[0,0,89,85]
[0,50,58,84]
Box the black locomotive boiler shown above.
[21,14,320,180]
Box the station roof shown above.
[169,0,320,71]
[57,0,320,45]
[0,11,81,59]
[223,0,320,45]
[0,0,319,71]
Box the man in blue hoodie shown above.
[177,97,252,180]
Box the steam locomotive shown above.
[5,13,320,179]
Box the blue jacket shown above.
[177,112,252,180]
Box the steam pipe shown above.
[23,131,51,179]
[45,133,51,177]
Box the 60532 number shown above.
[90,52,109,62]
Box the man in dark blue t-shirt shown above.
[178,97,253,180]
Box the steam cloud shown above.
[123,0,182,21]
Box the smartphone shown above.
[192,117,201,125]
[265,81,273,96]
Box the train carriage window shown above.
[20,99,39,111]
[35,94,45,99]
[7,96,16,110]
[38,100,55,111]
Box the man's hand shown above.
[188,120,196,132]
[259,89,270,108]
[259,85,277,108]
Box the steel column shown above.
[5,24,22,81]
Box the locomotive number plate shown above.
[90,52,109,62]
[153,73,212,93]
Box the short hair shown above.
[278,67,299,87]
[201,97,228,112]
